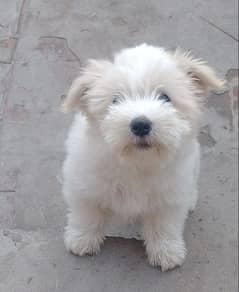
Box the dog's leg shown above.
[64,200,105,256]
[142,205,188,271]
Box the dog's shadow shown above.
[99,237,147,263]
[69,237,178,274]
[67,238,151,272]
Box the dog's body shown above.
[62,44,224,271]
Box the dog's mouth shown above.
[121,138,165,159]
[135,138,152,150]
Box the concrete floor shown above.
[0,1,238,291]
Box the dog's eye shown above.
[156,93,171,102]
[112,94,123,104]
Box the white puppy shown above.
[62,44,224,271]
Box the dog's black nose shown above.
[130,116,152,137]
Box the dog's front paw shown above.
[64,228,104,256]
[146,238,186,271]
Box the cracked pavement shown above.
[0,1,238,292]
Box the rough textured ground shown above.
[0,1,238,291]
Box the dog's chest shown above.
[107,167,163,216]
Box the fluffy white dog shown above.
[62,44,224,271]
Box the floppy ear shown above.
[62,60,112,113]
[174,49,225,94]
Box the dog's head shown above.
[62,44,224,164]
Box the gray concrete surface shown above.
[0,1,238,291]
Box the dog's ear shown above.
[173,49,225,94]
[62,60,112,113]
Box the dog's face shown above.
[63,45,224,164]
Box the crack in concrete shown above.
[39,36,81,63]
[0,0,28,120]
[0,190,16,193]
[199,125,217,148]
[0,0,28,65]
[0,37,18,64]
[200,16,238,42]
[0,61,12,65]
[15,0,27,37]
[0,65,14,120]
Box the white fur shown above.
[62,44,223,271]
